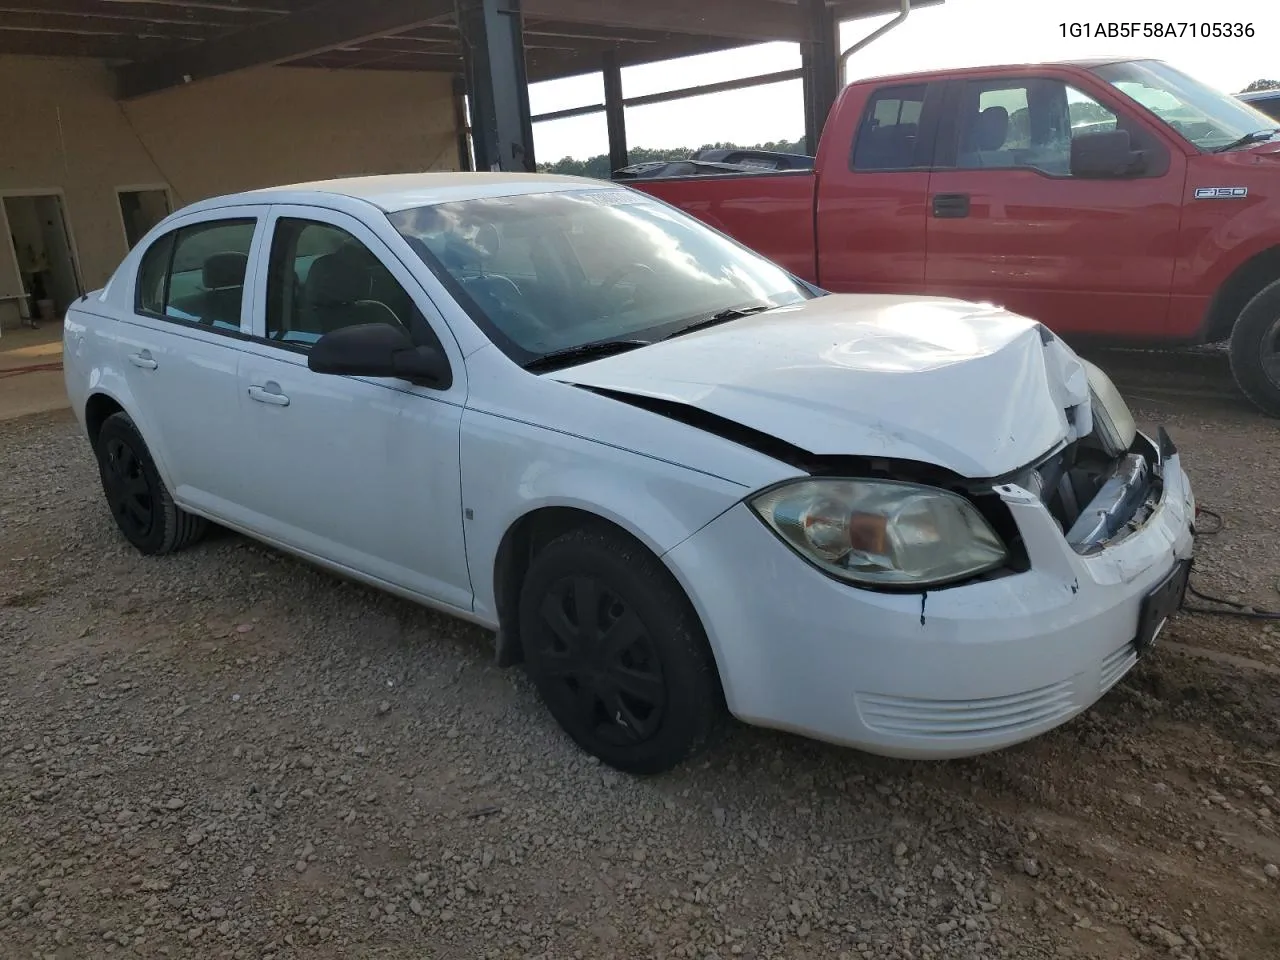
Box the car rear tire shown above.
[1229,280,1280,418]
[95,412,207,555]
[518,526,726,775]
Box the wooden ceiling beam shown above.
[116,0,455,98]
[520,0,813,43]
[0,12,213,39]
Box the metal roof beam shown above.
[520,0,813,43]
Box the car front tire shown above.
[1229,280,1280,418]
[94,412,207,556]
[518,526,727,775]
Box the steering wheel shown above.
[355,299,404,328]
[463,273,554,337]
[597,262,658,314]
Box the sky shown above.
[527,0,1280,161]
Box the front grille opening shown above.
[1017,434,1164,554]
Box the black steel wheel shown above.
[94,412,207,555]
[519,526,726,775]
[535,576,668,747]
[101,433,155,542]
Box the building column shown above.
[799,0,839,154]
[602,50,628,176]
[455,0,536,172]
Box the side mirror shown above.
[307,323,452,389]
[1070,129,1146,179]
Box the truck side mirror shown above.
[1070,129,1146,179]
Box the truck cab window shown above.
[852,84,928,171]
[956,79,1121,176]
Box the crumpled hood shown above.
[548,294,1093,478]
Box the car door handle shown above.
[932,193,971,218]
[128,351,158,370]
[248,383,290,407]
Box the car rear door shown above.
[115,207,269,515]
[232,204,472,611]
[923,71,1185,337]
[813,79,945,292]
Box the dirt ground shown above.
[0,323,66,423]
[1,347,1278,960]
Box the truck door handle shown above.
[932,193,971,218]
[248,382,290,407]
[128,351,158,370]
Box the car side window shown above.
[264,218,435,349]
[852,83,929,171]
[135,219,256,330]
[955,79,1121,176]
[136,233,174,315]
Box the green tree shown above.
[1243,79,1280,92]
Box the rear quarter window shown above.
[852,83,931,171]
[136,233,174,315]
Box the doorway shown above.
[3,193,83,322]
[117,187,171,249]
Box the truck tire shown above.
[1228,279,1280,418]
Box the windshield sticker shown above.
[573,188,647,206]
[1194,187,1248,199]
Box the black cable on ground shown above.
[1183,507,1280,620]
[1193,507,1224,536]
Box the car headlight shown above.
[749,478,1009,588]
[1083,360,1136,458]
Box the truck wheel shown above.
[1229,279,1280,418]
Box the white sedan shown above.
[63,173,1197,774]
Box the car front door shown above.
[233,205,472,611]
[924,72,1186,337]
[114,209,268,515]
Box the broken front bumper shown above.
[665,431,1196,760]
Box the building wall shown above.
[0,55,458,327]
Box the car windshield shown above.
[388,187,812,364]
[1090,59,1279,152]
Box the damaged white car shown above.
[63,173,1197,774]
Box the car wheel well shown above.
[85,393,125,450]
[1204,246,1280,342]
[492,508,660,667]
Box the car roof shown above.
[1239,89,1280,100]
[182,172,611,217]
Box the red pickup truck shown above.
[631,58,1280,417]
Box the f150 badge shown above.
[1194,186,1248,199]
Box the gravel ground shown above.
[2,356,1279,960]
